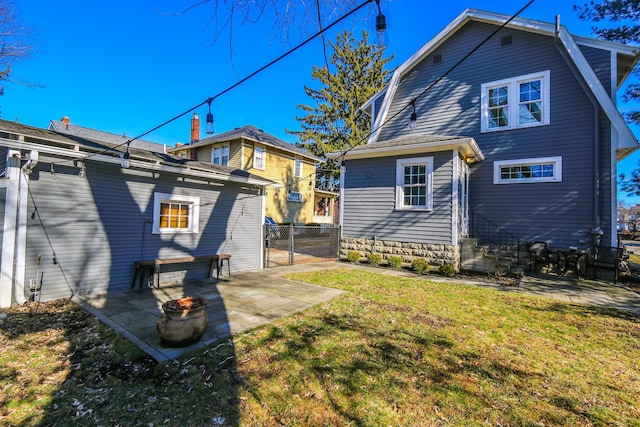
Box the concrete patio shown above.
[74,261,640,362]
[74,265,344,362]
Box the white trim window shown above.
[212,145,229,166]
[254,146,266,170]
[152,193,200,234]
[395,157,433,210]
[287,191,303,203]
[294,158,302,178]
[481,70,550,132]
[493,156,562,184]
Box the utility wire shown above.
[25,172,75,297]
[45,0,377,168]
[340,0,535,162]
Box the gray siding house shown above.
[0,120,277,307]
[330,9,639,269]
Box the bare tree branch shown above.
[167,0,382,49]
[0,0,31,96]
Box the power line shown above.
[48,0,378,168]
[339,0,535,162]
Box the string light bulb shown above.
[374,0,388,50]
[50,163,56,179]
[206,98,215,135]
[409,100,417,130]
[121,143,131,169]
[78,162,86,178]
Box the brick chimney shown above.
[61,116,70,130]
[190,113,200,143]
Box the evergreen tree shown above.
[574,0,639,124]
[287,29,392,188]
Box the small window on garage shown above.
[152,193,200,234]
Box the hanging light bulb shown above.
[50,163,56,179]
[121,143,130,169]
[374,0,388,50]
[409,100,417,130]
[78,162,86,178]
[120,152,130,169]
[206,98,215,135]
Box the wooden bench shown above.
[131,254,231,291]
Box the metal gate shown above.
[264,224,340,267]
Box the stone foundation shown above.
[340,237,460,270]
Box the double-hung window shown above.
[294,159,302,178]
[212,145,229,166]
[493,156,562,184]
[254,146,266,170]
[395,157,433,210]
[481,70,550,132]
[152,193,200,234]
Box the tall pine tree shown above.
[287,29,392,188]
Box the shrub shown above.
[346,251,361,263]
[366,253,382,265]
[387,255,403,269]
[439,263,456,277]
[411,258,429,274]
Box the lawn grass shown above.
[1,268,639,426]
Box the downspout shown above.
[554,16,602,240]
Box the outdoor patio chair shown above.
[527,241,558,274]
[589,246,625,283]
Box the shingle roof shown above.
[327,133,484,162]
[48,120,166,153]
[1,119,280,187]
[348,134,464,152]
[169,124,320,162]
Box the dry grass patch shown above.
[1,269,639,426]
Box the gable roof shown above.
[1,120,280,187]
[167,124,320,163]
[49,119,166,154]
[366,8,639,158]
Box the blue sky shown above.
[3,0,639,202]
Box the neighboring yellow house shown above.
[169,124,335,224]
